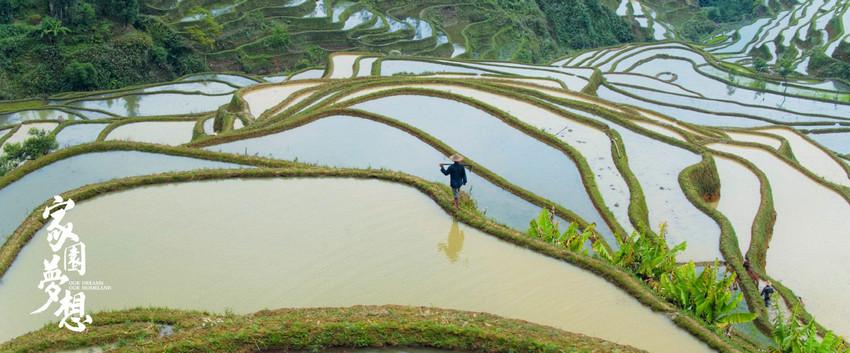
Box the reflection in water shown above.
[353,95,614,238]
[0,151,242,242]
[438,222,464,263]
[206,115,543,230]
[123,94,140,117]
[0,179,713,352]
[55,123,108,147]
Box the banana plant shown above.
[659,261,756,326]
[527,208,595,256]
[771,304,849,353]
[595,223,685,283]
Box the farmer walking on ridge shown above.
[440,154,467,209]
[761,281,775,307]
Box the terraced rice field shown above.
[0,178,714,353]
[2,24,850,350]
[143,0,472,73]
[706,0,850,74]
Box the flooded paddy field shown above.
[55,123,110,148]
[0,178,713,353]
[5,18,850,347]
[0,151,244,242]
[351,94,615,238]
[713,156,761,255]
[807,131,850,155]
[105,121,197,146]
[710,143,850,338]
[331,82,632,233]
[66,93,234,117]
[206,115,544,231]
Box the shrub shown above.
[526,209,683,281]
[594,224,685,284]
[0,157,14,176]
[659,261,756,326]
[777,52,796,79]
[150,45,167,66]
[99,0,139,26]
[535,0,633,50]
[701,0,756,23]
[689,156,721,202]
[264,24,291,50]
[63,60,97,90]
[113,30,153,55]
[679,11,717,42]
[809,51,850,81]
[36,16,70,44]
[527,208,595,255]
[26,14,42,25]
[0,0,26,23]
[524,211,758,329]
[68,1,96,28]
[754,57,769,73]
[0,128,58,176]
[771,305,849,353]
[185,7,223,49]
[302,44,325,65]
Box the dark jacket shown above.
[441,162,467,189]
[761,285,774,299]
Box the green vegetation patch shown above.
[1,305,646,352]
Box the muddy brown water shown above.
[0,178,713,352]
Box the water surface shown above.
[710,143,850,338]
[0,151,242,242]
[714,156,760,255]
[808,131,850,154]
[2,122,58,146]
[362,84,632,236]
[0,178,713,353]
[597,86,766,128]
[207,115,542,230]
[67,93,232,117]
[380,60,487,76]
[554,104,720,261]
[55,123,109,147]
[0,110,80,125]
[351,95,613,237]
[343,9,373,30]
[290,69,325,80]
[106,121,196,146]
[179,74,258,87]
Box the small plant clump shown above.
[0,128,58,176]
[659,261,756,327]
[527,207,595,255]
[594,223,685,285]
[771,304,849,353]
[526,209,754,329]
[689,157,721,202]
[185,7,223,49]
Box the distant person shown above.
[440,154,467,209]
[761,282,775,307]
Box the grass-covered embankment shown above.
[1,305,646,353]
[0,145,745,352]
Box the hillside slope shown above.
[0,0,639,99]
